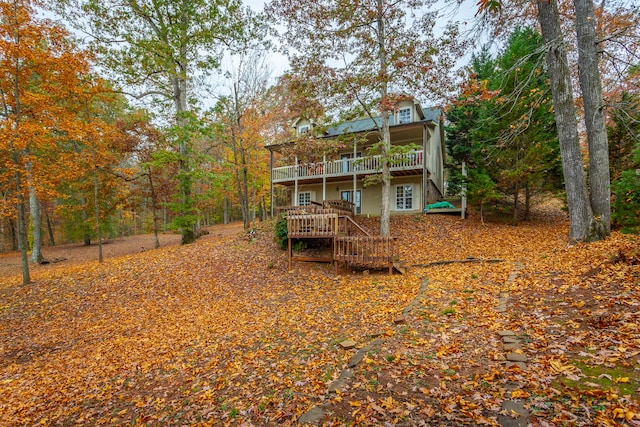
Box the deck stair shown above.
[284,201,406,274]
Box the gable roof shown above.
[325,107,441,137]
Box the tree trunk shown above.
[231,83,251,230]
[173,72,196,244]
[44,205,55,246]
[147,169,160,249]
[9,218,18,251]
[92,147,103,263]
[16,192,30,284]
[12,160,31,284]
[512,183,519,224]
[380,116,391,237]
[536,0,594,242]
[29,186,44,263]
[241,150,251,229]
[224,196,230,224]
[80,194,91,246]
[574,0,610,237]
[525,182,532,221]
[377,0,391,237]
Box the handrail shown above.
[344,216,370,236]
[272,149,424,182]
[323,199,354,213]
[334,235,396,274]
[287,213,339,238]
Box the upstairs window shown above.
[298,125,310,134]
[398,107,412,124]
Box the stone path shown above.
[496,262,530,427]
[297,277,430,425]
[299,265,532,426]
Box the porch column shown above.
[462,161,467,220]
[422,124,428,209]
[352,142,357,215]
[322,154,326,201]
[294,156,299,206]
[269,148,274,217]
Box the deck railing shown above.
[334,236,397,274]
[277,199,354,217]
[272,150,424,183]
[287,213,339,238]
[322,199,354,213]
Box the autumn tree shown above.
[213,51,274,229]
[0,0,100,283]
[267,0,462,237]
[54,0,260,244]
[116,110,170,248]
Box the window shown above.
[298,125,310,134]
[395,185,413,210]
[398,107,411,124]
[298,192,311,206]
[341,190,361,214]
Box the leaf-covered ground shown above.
[0,206,638,426]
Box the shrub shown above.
[274,215,288,249]
[612,143,640,233]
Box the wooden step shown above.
[393,260,409,274]
[393,261,407,275]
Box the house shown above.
[267,100,445,216]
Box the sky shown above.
[238,0,482,81]
[41,0,481,113]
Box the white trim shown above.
[398,107,412,124]
[298,125,310,134]
[298,191,312,206]
[394,184,414,210]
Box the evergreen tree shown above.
[446,27,561,221]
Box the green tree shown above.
[611,142,640,233]
[608,91,640,180]
[55,0,259,244]
[445,47,495,196]
[447,28,561,221]
[482,27,561,221]
[608,88,640,233]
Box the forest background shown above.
[0,0,639,284]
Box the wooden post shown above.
[423,122,429,208]
[461,161,467,220]
[388,237,393,275]
[269,148,274,218]
[294,156,299,207]
[322,154,327,201]
[288,237,292,271]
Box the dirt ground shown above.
[0,222,245,280]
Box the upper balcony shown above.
[272,150,425,185]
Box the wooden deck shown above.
[287,213,339,238]
[277,199,354,217]
[283,206,402,274]
[334,236,397,274]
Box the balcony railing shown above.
[272,150,424,183]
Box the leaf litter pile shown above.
[0,206,638,426]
